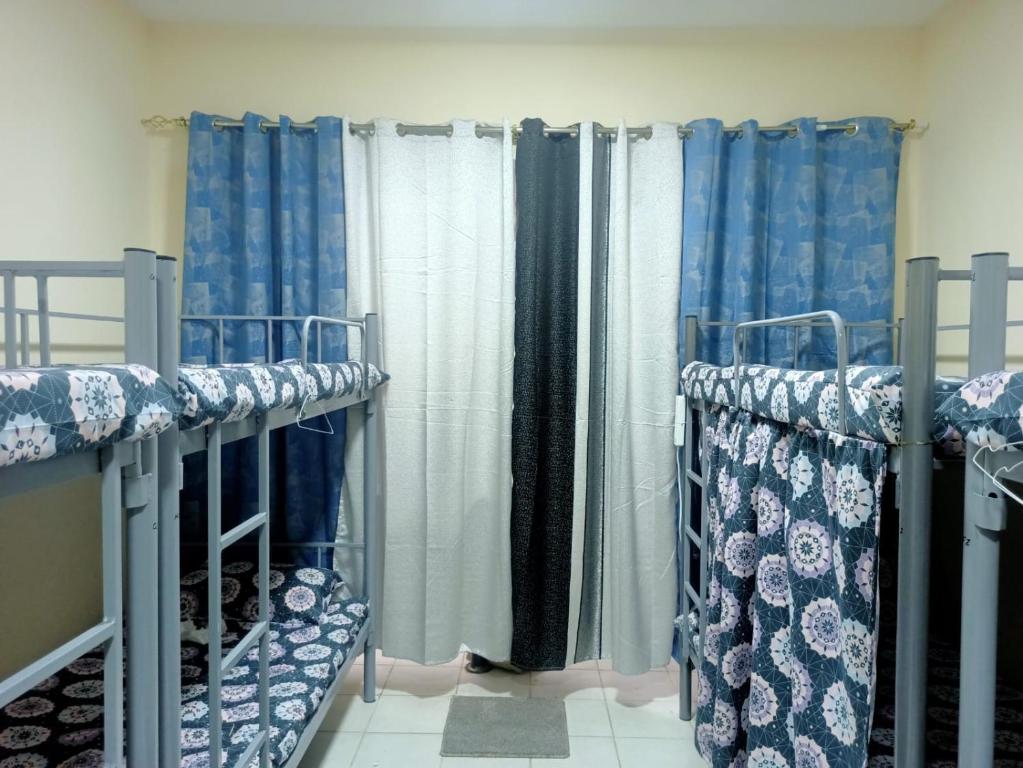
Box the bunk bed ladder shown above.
[678,316,711,720]
[207,418,272,768]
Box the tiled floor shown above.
[299,652,704,768]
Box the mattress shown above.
[0,364,181,468]
[680,363,992,456]
[0,597,368,768]
[681,361,903,442]
[176,360,387,430]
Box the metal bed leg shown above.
[678,315,697,721]
[100,447,124,767]
[960,452,1006,767]
[362,313,380,703]
[123,248,160,767]
[896,257,939,768]
[156,255,182,768]
[258,420,271,768]
[207,423,224,767]
[959,252,1010,768]
[3,270,16,368]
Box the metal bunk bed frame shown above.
[0,248,165,766]
[155,253,382,768]
[953,252,1023,768]
[675,252,1018,768]
[676,255,945,768]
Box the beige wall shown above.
[144,24,925,288]
[0,0,150,676]
[917,0,1023,372]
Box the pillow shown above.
[935,371,1023,451]
[180,561,341,628]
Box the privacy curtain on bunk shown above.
[341,118,516,664]
[181,112,348,555]
[691,398,886,767]
[680,117,904,368]
[511,120,682,673]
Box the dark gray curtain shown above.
[510,118,581,670]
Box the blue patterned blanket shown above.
[681,362,903,442]
[0,365,181,468]
[177,360,387,430]
[0,596,367,767]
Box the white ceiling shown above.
[128,0,949,29]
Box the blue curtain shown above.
[680,117,903,368]
[181,112,347,562]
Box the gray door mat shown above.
[440,696,570,758]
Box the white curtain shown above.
[341,118,516,664]
[603,121,683,674]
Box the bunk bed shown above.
[159,254,387,768]
[0,253,387,768]
[0,249,180,767]
[673,254,1016,768]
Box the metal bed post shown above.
[896,256,940,768]
[362,313,381,702]
[207,422,224,767]
[123,247,161,767]
[19,312,29,365]
[156,255,182,768]
[35,275,50,366]
[257,421,271,768]
[100,445,124,767]
[679,315,698,721]
[958,251,1010,768]
[3,269,16,368]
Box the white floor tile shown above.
[366,694,453,733]
[616,736,703,768]
[531,736,620,768]
[456,668,531,698]
[531,670,605,700]
[297,731,362,767]
[340,664,390,696]
[440,758,529,767]
[384,665,460,697]
[601,669,677,703]
[354,649,395,670]
[351,733,443,768]
[605,697,692,739]
[563,699,613,737]
[319,694,378,732]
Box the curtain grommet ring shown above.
[846,123,860,137]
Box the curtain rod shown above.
[140,115,916,139]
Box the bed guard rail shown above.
[180,313,368,370]
[0,251,155,367]
[732,310,849,434]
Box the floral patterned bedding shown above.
[681,362,978,456]
[682,361,904,442]
[176,360,387,430]
[694,404,886,767]
[0,597,367,768]
[934,371,1023,453]
[0,365,181,468]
